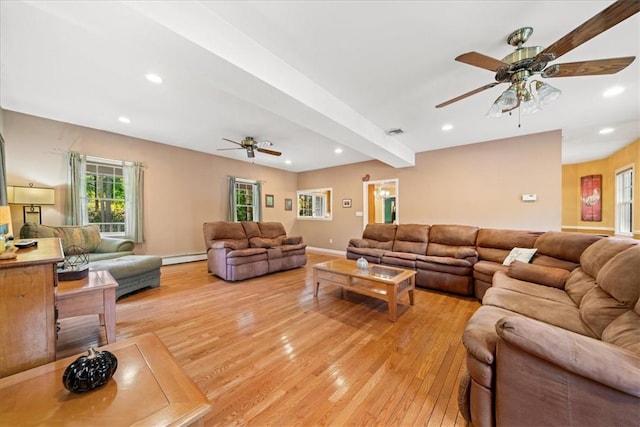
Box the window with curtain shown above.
[228,177,261,222]
[67,153,144,242]
[615,166,633,236]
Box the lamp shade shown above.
[7,186,55,205]
[534,81,561,106]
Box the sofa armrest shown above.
[348,238,369,248]
[506,261,570,289]
[211,241,238,250]
[95,237,135,253]
[496,315,640,397]
[283,235,303,245]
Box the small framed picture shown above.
[284,198,293,211]
[265,194,275,208]
[342,198,352,208]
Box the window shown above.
[297,188,332,220]
[85,158,125,235]
[233,179,260,221]
[615,166,633,235]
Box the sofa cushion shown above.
[392,224,429,255]
[241,221,261,239]
[361,223,397,250]
[493,270,575,306]
[506,261,570,289]
[476,228,542,263]
[580,246,640,338]
[203,222,249,250]
[250,237,283,248]
[258,222,287,239]
[429,224,479,247]
[580,237,638,278]
[483,287,596,337]
[602,308,640,355]
[533,231,602,265]
[20,222,102,253]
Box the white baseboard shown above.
[162,253,207,265]
[307,246,346,257]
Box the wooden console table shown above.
[56,270,118,344]
[0,332,212,426]
[0,238,63,377]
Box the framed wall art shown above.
[265,194,274,208]
[580,174,602,222]
[284,198,293,211]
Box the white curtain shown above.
[66,151,87,225]
[124,161,144,243]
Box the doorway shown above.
[362,179,399,228]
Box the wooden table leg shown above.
[313,269,319,297]
[409,276,415,306]
[103,288,116,344]
[387,283,397,322]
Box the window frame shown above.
[232,178,260,222]
[296,188,332,220]
[84,156,126,237]
[614,165,634,236]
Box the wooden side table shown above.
[56,270,118,344]
[0,333,212,426]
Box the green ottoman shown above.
[89,255,162,299]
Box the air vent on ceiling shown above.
[385,128,404,135]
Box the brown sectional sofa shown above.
[460,237,640,427]
[203,221,307,281]
[347,224,609,298]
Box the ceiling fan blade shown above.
[455,52,509,72]
[542,56,636,78]
[257,148,282,156]
[539,0,640,61]
[217,147,244,151]
[436,82,501,108]
[222,138,243,147]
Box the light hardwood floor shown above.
[56,252,480,426]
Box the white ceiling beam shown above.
[123,1,415,168]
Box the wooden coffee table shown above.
[0,333,211,426]
[313,259,416,322]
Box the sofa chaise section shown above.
[459,237,640,427]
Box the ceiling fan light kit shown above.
[437,0,640,122]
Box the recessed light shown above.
[285,160,292,165]
[599,127,615,135]
[603,86,624,97]
[145,73,163,84]
[441,123,453,131]
[118,116,131,124]
[334,148,343,154]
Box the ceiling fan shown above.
[219,136,282,158]
[436,0,640,117]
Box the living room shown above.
[1,1,639,426]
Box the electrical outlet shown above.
[329,238,333,244]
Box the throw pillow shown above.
[502,247,537,266]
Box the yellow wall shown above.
[562,139,639,239]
